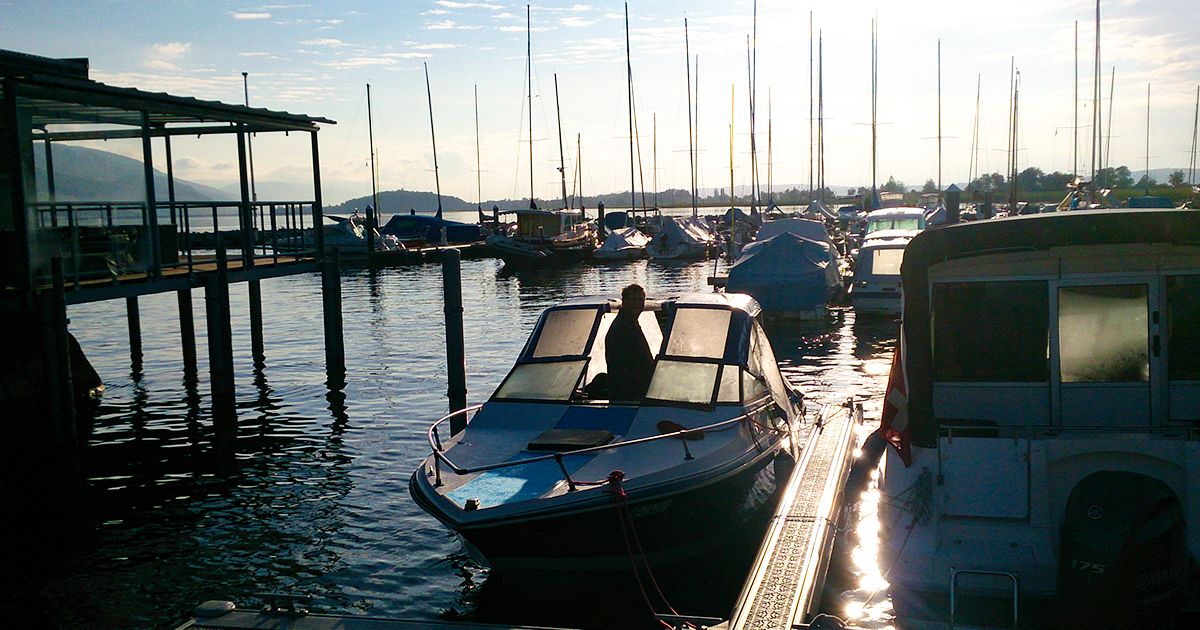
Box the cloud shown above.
[300,38,347,46]
[544,4,593,12]
[143,42,191,71]
[427,19,482,30]
[436,1,503,8]
[409,42,459,50]
[317,57,400,69]
[560,17,595,28]
[422,9,450,15]
[230,11,271,20]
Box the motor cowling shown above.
[1058,470,1189,628]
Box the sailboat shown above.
[486,5,596,265]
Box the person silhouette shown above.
[605,284,654,401]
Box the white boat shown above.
[411,292,804,574]
[878,208,1200,628]
[485,208,596,265]
[593,226,650,261]
[849,207,926,316]
[647,217,715,260]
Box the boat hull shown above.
[410,446,783,574]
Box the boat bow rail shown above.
[425,400,781,490]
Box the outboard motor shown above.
[1058,471,1189,628]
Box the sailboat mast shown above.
[685,18,696,217]
[1010,69,1021,210]
[969,74,980,188]
[625,2,636,213]
[751,0,759,207]
[747,37,756,214]
[1104,66,1115,181]
[818,30,825,202]
[937,39,942,204]
[1191,85,1199,187]
[693,55,699,219]
[871,18,878,195]
[1145,83,1151,195]
[768,92,773,205]
[365,82,377,253]
[554,73,568,211]
[730,85,735,207]
[576,134,583,209]
[527,4,535,208]
[1092,0,1100,183]
[809,11,814,199]
[653,112,658,209]
[474,84,481,209]
[423,63,443,218]
[1006,57,1014,195]
[1074,20,1079,179]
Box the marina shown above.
[4,0,1200,628]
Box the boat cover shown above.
[595,226,650,258]
[753,218,835,247]
[648,217,713,258]
[726,232,840,312]
[603,211,631,230]
[380,213,481,243]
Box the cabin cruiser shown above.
[485,208,596,264]
[647,217,716,260]
[411,293,804,573]
[848,207,926,316]
[593,226,651,261]
[726,218,842,318]
[878,209,1200,628]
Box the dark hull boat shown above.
[411,293,804,574]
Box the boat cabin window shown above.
[665,308,730,358]
[645,361,720,404]
[495,360,587,401]
[717,365,741,403]
[584,310,663,386]
[532,308,600,358]
[869,248,905,276]
[867,215,923,233]
[1058,285,1149,383]
[749,321,791,410]
[1168,275,1200,381]
[933,281,1048,382]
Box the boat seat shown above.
[527,428,614,451]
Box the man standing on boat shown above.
[605,284,654,401]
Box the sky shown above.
[3,0,1199,204]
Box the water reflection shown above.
[12,259,899,629]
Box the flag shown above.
[879,335,911,467]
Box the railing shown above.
[29,199,320,287]
[425,401,778,490]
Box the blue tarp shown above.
[754,218,834,245]
[726,232,840,313]
[380,213,481,243]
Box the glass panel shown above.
[532,308,598,358]
[645,360,718,404]
[1167,276,1200,381]
[665,308,730,359]
[743,371,768,401]
[867,217,923,233]
[752,322,792,412]
[933,281,1048,382]
[1059,285,1148,383]
[717,366,740,403]
[585,311,663,384]
[871,248,905,276]
[495,361,586,400]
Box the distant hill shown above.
[325,189,475,216]
[31,144,230,202]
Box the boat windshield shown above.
[644,307,752,406]
[869,247,905,276]
[867,216,924,233]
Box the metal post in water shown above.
[322,252,345,377]
[205,246,237,426]
[177,288,197,381]
[43,257,76,446]
[248,279,264,365]
[126,296,142,378]
[443,248,468,432]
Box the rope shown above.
[606,470,695,630]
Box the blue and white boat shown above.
[725,218,842,318]
[849,207,926,316]
[410,293,804,573]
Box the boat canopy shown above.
[754,218,835,246]
[899,209,1200,448]
[865,207,926,234]
[727,232,840,312]
[489,293,790,411]
[380,213,481,243]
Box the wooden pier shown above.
[0,50,343,512]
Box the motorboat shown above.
[321,213,401,258]
[877,208,1200,628]
[726,218,842,318]
[410,292,804,574]
[849,207,926,316]
[647,217,715,260]
[485,208,596,265]
[379,212,482,247]
[593,226,650,261]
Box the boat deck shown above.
[722,402,861,630]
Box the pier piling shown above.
[126,296,142,377]
[177,289,197,381]
[42,258,77,446]
[442,249,468,431]
[248,279,265,364]
[205,247,237,426]
[321,255,345,378]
